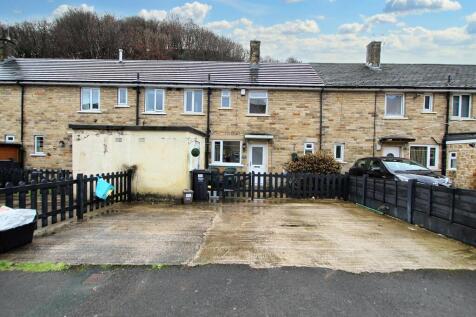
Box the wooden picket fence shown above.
[0,170,133,228]
[0,168,71,188]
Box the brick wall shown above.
[446,143,476,189]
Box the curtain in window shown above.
[386,95,403,116]
[410,146,427,166]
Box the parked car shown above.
[349,157,452,187]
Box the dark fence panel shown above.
[0,169,133,228]
[0,168,71,188]
[347,175,476,247]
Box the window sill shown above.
[209,163,244,167]
[142,112,166,115]
[218,107,232,110]
[31,153,46,157]
[336,161,347,164]
[182,113,205,116]
[246,114,270,117]
[115,105,129,108]
[383,116,408,120]
[450,117,476,121]
[77,110,102,114]
[421,111,437,114]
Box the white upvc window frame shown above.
[422,94,433,112]
[117,87,128,107]
[448,152,457,171]
[80,87,101,112]
[451,94,472,120]
[248,90,269,115]
[409,145,439,170]
[144,88,166,113]
[34,135,45,155]
[211,140,242,166]
[184,89,204,114]
[334,143,345,162]
[304,142,315,155]
[220,89,231,109]
[384,93,405,118]
[4,135,15,143]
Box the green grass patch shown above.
[0,260,70,272]
[150,264,168,270]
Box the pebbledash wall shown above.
[1,84,475,189]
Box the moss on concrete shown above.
[0,261,70,272]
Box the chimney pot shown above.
[250,40,260,67]
[118,49,123,63]
[366,41,381,69]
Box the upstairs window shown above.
[334,143,345,162]
[448,152,457,170]
[117,88,128,106]
[145,88,165,113]
[34,135,44,155]
[452,95,471,119]
[81,88,100,111]
[410,145,438,169]
[221,90,231,108]
[248,91,268,115]
[423,94,433,112]
[304,143,315,155]
[5,135,15,143]
[385,94,404,117]
[184,89,203,114]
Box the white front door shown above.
[382,146,401,158]
[248,144,268,174]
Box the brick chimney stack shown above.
[250,40,261,68]
[366,41,381,69]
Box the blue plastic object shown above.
[95,177,114,200]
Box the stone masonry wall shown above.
[0,85,21,142]
[446,143,476,189]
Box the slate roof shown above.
[0,58,323,88]
[311,63,476,89]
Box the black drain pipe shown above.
[135,73,140,126]
[319,88,324,150]
[18,82,25,167]
[441,91,451,175]
[372,91,377,156]
[205,75,211,168]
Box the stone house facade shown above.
[1,41,475,189]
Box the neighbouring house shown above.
[0,40,475,193]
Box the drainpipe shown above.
[135,73,140,126]
[441,91,450,175]
[372,91,377,156]
[319,88,324,150]
[18,82,25,167]
[205,74,211,169]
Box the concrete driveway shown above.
[1,201,476,273]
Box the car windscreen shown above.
[382,159,428,173]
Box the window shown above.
[248,90,268,115]
[410,145,438,169]
[448,152,457,170]
[385,94,404,117]
[221,89,231,108]
[212,140,242,165]
[334,143,345,162]
[80,87,100,111]
[452,95,471,119]
[304,143,315,154]
[423,94,433,112]
[34,135,44,155]
[145,88,165,112]
[184,89,203,113]
[4,135,15,143]
[117,88,128,106]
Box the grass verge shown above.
[0,260,70,272]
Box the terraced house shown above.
[0,41,475,195]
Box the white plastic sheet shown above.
[0,206,37,231]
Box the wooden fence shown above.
[348,175,476,247]
[0,168,71,188]
[0,170,133,228]
[199,171,348,200]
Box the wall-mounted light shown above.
[58,140,65,148]
[240,89,246,96]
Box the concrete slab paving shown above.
[1,200,475,273]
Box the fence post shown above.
[5,182,14,207]
[362,175,368,206]
[343,173,350,201]
[76,173,84,220]
[127,169,133,202]
[406,179,416,224]
[251,172,255,201]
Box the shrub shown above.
[284,152,341,174]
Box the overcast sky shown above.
[1,0,476,63]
